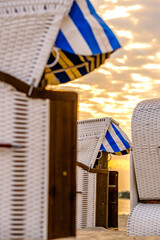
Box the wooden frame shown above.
[108,171,118,228]
[95,153,118,229]
[96,152,109,228]
[48,95,77,239]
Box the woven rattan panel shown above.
[76,166,96,229]
[127,203,160,236]
[132,99,160,200]
[0,82,49,239]
[0,0,73,88]
[77,118,110,168]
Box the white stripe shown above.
[102,137,114,152]
[115,124,131,144]
[77,0,113,53]
[60,15,92,55]
[101,123,130,153]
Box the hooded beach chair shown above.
[76,117,130,229]
[127,99,160,236]
[0,1,77,240]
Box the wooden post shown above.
[96,152,109,228]
[108,171,118,228]
[48,93,77,239]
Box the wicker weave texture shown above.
[130,152,138,209]
[0,0,73,88]
[77,118,110,168]
[0,82,49,239]
[131,99,160,200]
[127,203,160,236]
[76,166,96,229]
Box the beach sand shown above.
[76,215,160,240]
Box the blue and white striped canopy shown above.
[55,0,121,56]
[101,122,130,155]
[43,0,121,86]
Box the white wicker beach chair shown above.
[0,0,73,91]
[76,118,111,229]
[76,117,130,229]
[0,1,77,239]
[127,99,160,236]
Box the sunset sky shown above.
[50,0,160,191]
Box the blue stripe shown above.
[100,144,106,151]
[111,122,130,149]
[55,72,72,84]
[78,66,88,76]
[105,130,121,152]
[86,0,121,51]
[68,1,101,54]
[55,30,74,54]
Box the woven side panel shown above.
[132,99,160,200]
[0,0,73,87]
[130,152,138,209]
[77,118,110,167]
[76,167,96,229]
[127,203,160,236]
[0,82,49,239]
[76,167,83,230]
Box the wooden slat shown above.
[96,152,109,228]
[140,200,160,204]
[108,171,118,228]
[48,94,77,239]
[76,162,108,174]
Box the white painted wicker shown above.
[76,166,96,229]
[0,81,49,239]
[127,203,160,236]
[0,0,73,89]
[131,99,160,200]
[128,99,160,236]
[77,118,111,168]
[130,151,138,209]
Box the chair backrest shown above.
[76,118,111,229]
[0,81,49,239]
[0,0,73,89]
[77,118,111,168]
[132,99,160,200]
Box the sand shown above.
[76,215,160,240]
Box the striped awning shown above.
[101,122,130,155]
[42,0,121,86]
[55,0,121,55]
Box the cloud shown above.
[124,42,151,50]
[101,5,142,20]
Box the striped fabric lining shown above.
[100,122,130,155]
[43,50,110,85]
